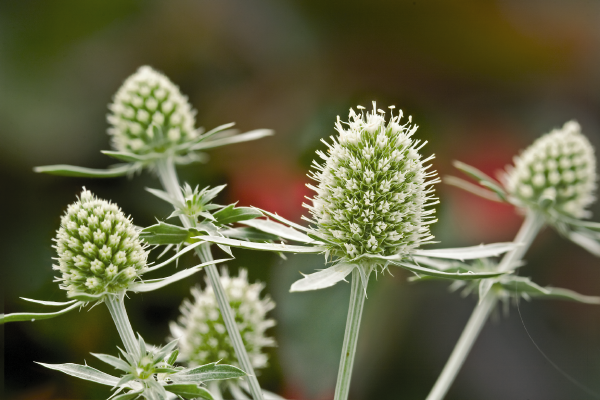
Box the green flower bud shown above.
[107,66,198,155]
[505,121,597,218]
[169,268,275,371]
[53,189,148,297]
[306,103,439,260]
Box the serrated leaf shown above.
[170,363,246,383]
[1,301,82,324]
[195,235,324,254]
[213,205,263,225]
[140,222,192,245]
[240,219,314,243]
[413,242,516,260]
[190,129,274,151]
[90,353,131,372]
[36,362,120,386]
[165,384,213,399]
[290,263,355,292]
[34,164,133,178]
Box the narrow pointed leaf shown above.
[115,374,136,388]
[413,242,516,260]
[154,339,179,363]
[253,208,312,233]
[213,205,263,225]
[146,187,180,207]
[1,301,82,324]
[170,363,246,383]
[191,129,274,151]
[201,184,227,204]
[499,276,549,296]
[20,298,77,306]
[220,227,280,242]
[395,261,506,280]
[165,384,214,399]
[36,362,120,386]
[197,122,236,141]
[141,222,193,245]
[290,263,355,292]
[530,286,600,304]
[240,219,314,243]
[444,176,504,202]
[112,390,143,400]
[90,353,131,372]
[195,235,324,254]
[568,231,600,257]
[453,160,507,200]
[34,164,133,178]
[143,241,205,273]
[102,150,154,163]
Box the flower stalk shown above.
[334,267,367,400]
[156,157,265,400]
[426,210,545,400]
[104,292,140,359]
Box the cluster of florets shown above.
[53,190,147,297]
[169,268,275,371]
[306,103,439,260]
[107,66,198,155]
[504,121,597,219]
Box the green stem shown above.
[334,267,367,400]
[105,292,139,358]
[155,158,264,400]
[426,211,545,400]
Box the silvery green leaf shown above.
[165,384,214,399]
[478,279,495,303]
[115,374,136,388]
[411,256,456,271]
[254,208,312,233]
[213,205,263,225]
[1,301,82,324]
[567,230,600,257]
[20,298,77,306]
[453,160,508,201]
[290,263,356,292]
[217,244,233,257]
[129,259,230,292]
[138,334,147,357]
[190,129,274,151]
[68,291,108,302]
[102,150,155,163]
[143,241,206,273]
[36,362,120,386]
[34,164,133,178]
[111,390,143,400]
[167,349,179,365]
[90,353,131,372]
[141,222,192,245]
[240,219,314,243]
[220,227,280,242]
[170,362,246,383]
[413,242,516,260]
[146,187,181,208]
[499,276,549,296]
[154,339,179,363]
[530,286,600,304]
[201,184,227,204]
[195,235,324,254]
[196,122,236,141]
[444,176,504,203]
[394,261,505,280]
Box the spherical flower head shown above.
[53,189,148,297]
[505,121,597,219]
[107,66,198,155]
[306,103,438,260]
[169,268,275,371]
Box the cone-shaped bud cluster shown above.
[53,190,147,297]
[505,121,597,218]
[107,66,197,155]
[306,103,439,260]
[170,268,275,370]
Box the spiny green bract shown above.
[305,103,439,260]
[169,268,275,371]
[107,66,197,155]
[53,189,147,297]
[504,121,597,219]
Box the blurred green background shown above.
[2,1,600,399]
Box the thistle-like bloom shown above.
[107,65,198,155]
[169,268,275,370]
[504,121,596,219]
[53,189,148,297]
[306,103,439,260]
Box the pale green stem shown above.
[155,157,264,400]
[334,268,367,400]
[105,292,139,358]
[426,210,545,400]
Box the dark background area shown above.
[2,1,600,399]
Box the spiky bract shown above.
[53,190,147,297]
[505,121,596,219]
[107,66,197,155]
[170,268,275,371]
[306,103,439,260]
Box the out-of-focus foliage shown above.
[2,1,600,399]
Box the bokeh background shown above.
[2,1,600,399]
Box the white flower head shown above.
[53,189,148,297]
[107,66,198,155]
[169,268,276,371]
[505,121,597,218]
[306,102,439,260]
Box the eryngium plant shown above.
[55,189,147,297]
[107,65,197,156]
[306,105,437,260]
[170,268,275,370]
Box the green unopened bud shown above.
[169,268,275,370]
[306,103,439,260]
[107,66,198,155]
[53,189,148,297]
[505,121,597,218]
